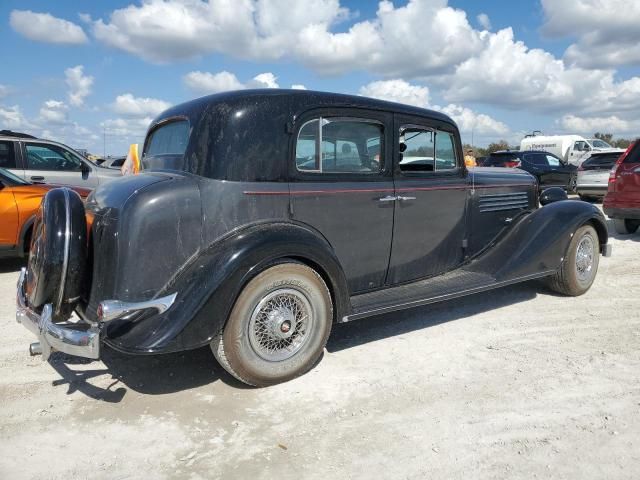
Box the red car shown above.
[603,141,640,234]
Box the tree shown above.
[593,132,614,144]
[614,138,632,149]
[486,140,510,154]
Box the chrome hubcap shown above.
[248,288,313,361]
[576,235,595,282]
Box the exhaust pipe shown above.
[29,342,42,356]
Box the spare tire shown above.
[25,188,88,320]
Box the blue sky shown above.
[1,0,639,156]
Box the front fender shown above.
[468,200,608,281]
[103,221,350,354]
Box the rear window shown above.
[485,153,518,166]
[145,120,190,157]
[582,154,619,167]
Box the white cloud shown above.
[542,0,640,68]
[101,117,153,138]
[38,100,69,125]
[291,84,307,90]
[65,65,94,107]
[359,79,430,107]
[0,105,32,130]
[111,94,172,118]
[92,0,481,76]
[10,10,88,45]
[248,72,279,88]
[477,13,491,30]
[183,70,280,95]
[0,85,8,99]
[358,79,508,136]
[559,114,632,134]
[183,71,245,95]
[440,104,508,135]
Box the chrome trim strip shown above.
[99,292,178,322]
[56,188,71,315]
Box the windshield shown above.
[589,139,612,148]
[0,167,29,185]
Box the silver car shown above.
[577,151,621,201]
[0,131,120,189]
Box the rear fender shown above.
[103,221,350,354]
[468,200,608,281]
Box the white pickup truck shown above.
[520,134,624,166]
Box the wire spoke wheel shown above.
[575,235,595,282]
[248,288,314,362]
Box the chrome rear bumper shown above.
[16,268,100,360]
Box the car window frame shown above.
[21,141,86,172]
[289,107,392,183]
[393,114,464,178]
[0,139,19,170]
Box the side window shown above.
[399,129,434,172]
[574,141,589,152]
[25,143,82,171]
[399,128,458,173]
[546,155,560,167]
[0,141,17,169]
[145,120,190,156]
[295,117,383,174]
[524,153,547,166]
[434,131,457,170]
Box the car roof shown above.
[491,150,555,156]
[152,88,457,129]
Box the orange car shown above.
[0,168,90,258]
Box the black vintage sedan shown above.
[17,90,610,386]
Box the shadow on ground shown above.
[47,346,244,402]
[328,281,539,352]
[46,281,541,401]
[0,258,25,274]
[605,218,640,242]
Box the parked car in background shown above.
[0,168,90,258]
[0,130,120,189]
[604,141,640,234]
[520,133,624,166]
[576,151,622,201]
[16,90,610,387]
[483,150,577,192]
[96,156,126,170]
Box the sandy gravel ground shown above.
[0,213,639,480]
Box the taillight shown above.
[504,160,521,168]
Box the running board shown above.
[341,269,555,323]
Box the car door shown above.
[0,140,25,180]
[0,178,19,247]
[290,110,395,294]
[570,140,591,165]
[21,142,97,188]
[522,152,552,186]
[545,153,574,189]
[387,116,468,285]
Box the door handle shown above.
[378,195,397,202]
[397,196,416,201]
[30,176,45,182]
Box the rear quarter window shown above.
[143,120,190,171]
[623,144,640,164]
